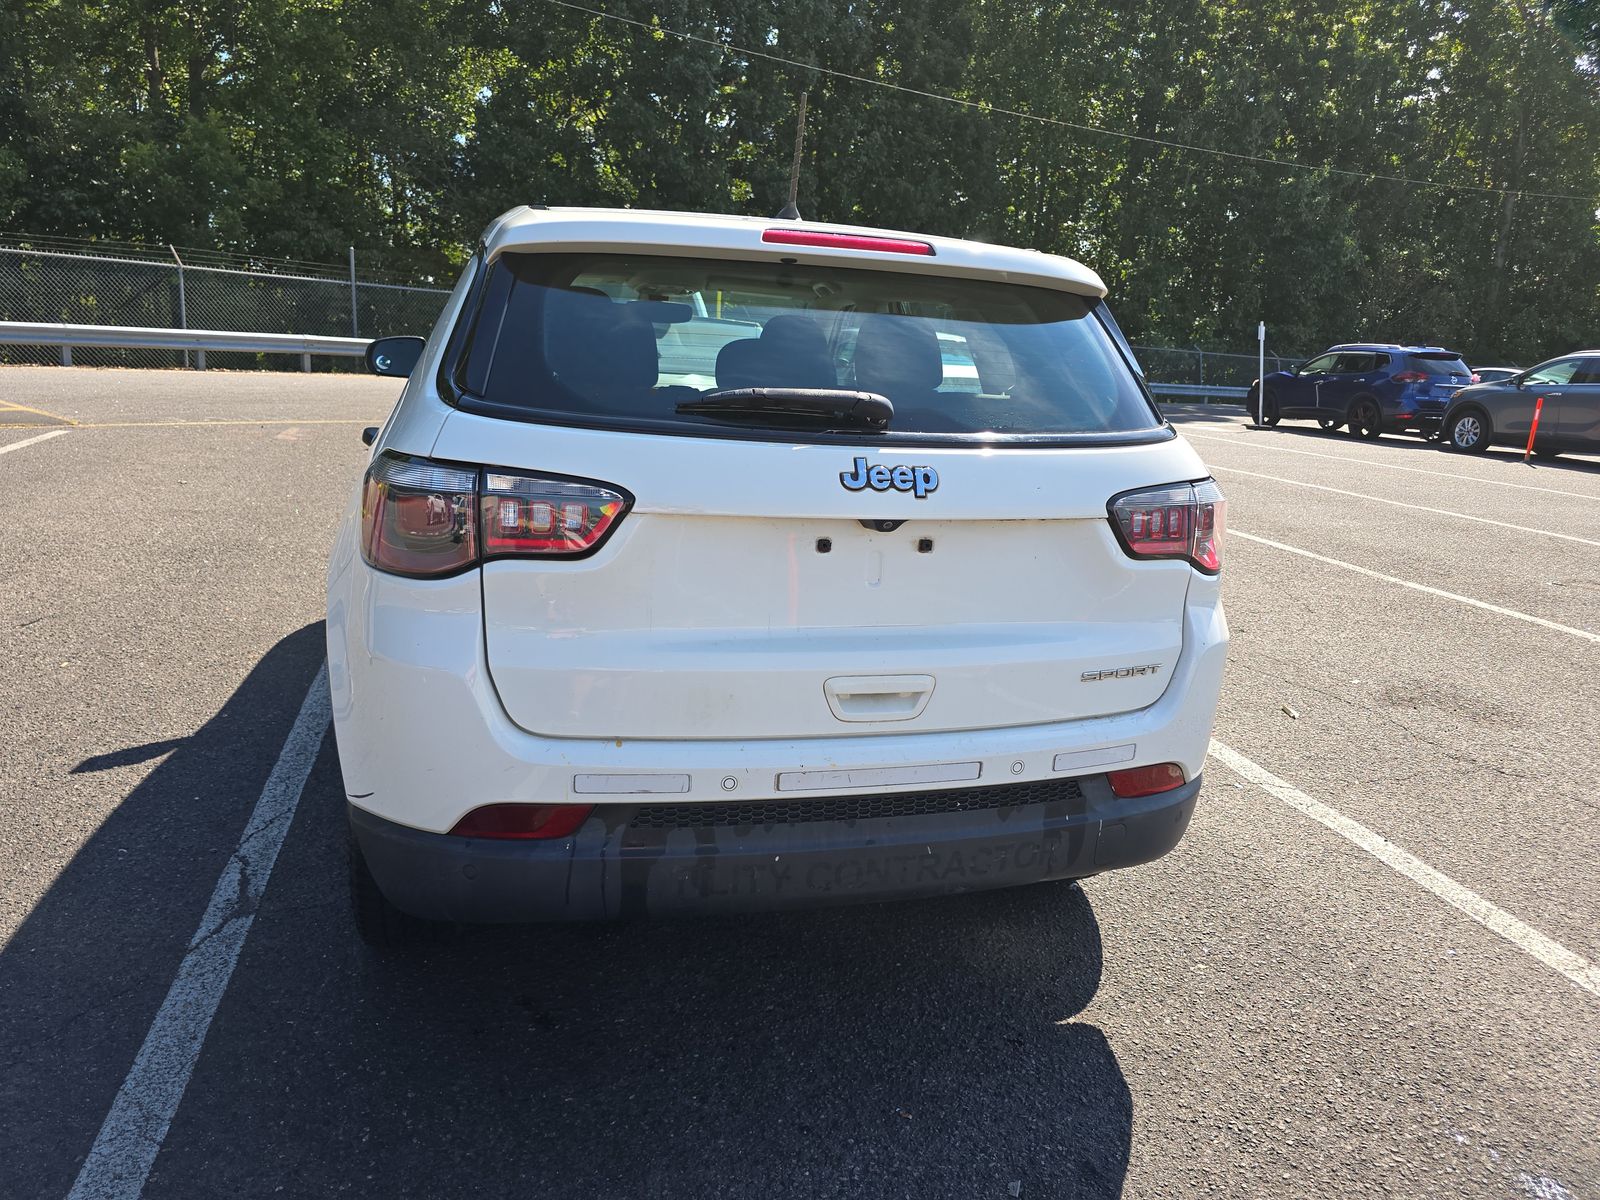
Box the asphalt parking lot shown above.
[2,367,1596,1199]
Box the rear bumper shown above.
[351,774,1201,922]
[1390,412,1445,435]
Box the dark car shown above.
[1442,351,1600,457]
[1249,344,1473,439]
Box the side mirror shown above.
[366,336,425,378]
[361,426,379,447]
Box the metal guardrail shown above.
[0,321,368,371]
[0,321,1259,395]
[1146,382,1251,400]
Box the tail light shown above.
[481,473,628,558]
[1108,763,1186,798]
[1393,370,1428,384]
[1108,480,1225,574]
[449,803,593,839]
[361,456,478,577]
[361,453,632,577]
[762,229,935,256]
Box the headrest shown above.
[851,315,943,396]
[758,315,835,389]
[715,337,766,391]
[544,288,658,394]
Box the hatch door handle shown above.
[824,675,935,722]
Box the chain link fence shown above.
[1131,345,1303,394]
[0,234,450,371]
[0,232,1302,389]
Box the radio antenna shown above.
[775,91,808,220]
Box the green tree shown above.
[2,0,1596,360]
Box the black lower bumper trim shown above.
[350,773,1201,923]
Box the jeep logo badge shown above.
[839,457,939,499]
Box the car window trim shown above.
[1088,300,1164,429]
[437,246,490,406]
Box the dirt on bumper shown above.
[351,773,1202,923]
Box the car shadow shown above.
[1476,447,1600,475]
[69,736,191,773]
[4,624,1133,1199]
[164,701,1130,1196]
[0,623,329,1199]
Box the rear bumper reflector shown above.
[775,762,982,792]
[1052,744,1137,772]
[572,773,692,795]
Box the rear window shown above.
[1409,354,1470,377]
[449,252,1158,443]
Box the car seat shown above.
[757,315,836,389]
[544,287,660,415]
[850,315,968,429]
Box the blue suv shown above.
[1249,345,1473,439]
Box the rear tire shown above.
[1347,398,1383,440]
[348,829,457,949]
[1447,409,1491,454]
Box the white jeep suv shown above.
[327,207,1228,945]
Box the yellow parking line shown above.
[0,399,79,425]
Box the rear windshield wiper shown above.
[677,388,893,430]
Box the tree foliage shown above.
[2,0,1597,361]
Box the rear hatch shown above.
[1411,352,1472,407]
[435,236,1214,740]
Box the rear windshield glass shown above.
[450,252,1157,442]
[1410,354,1470,377]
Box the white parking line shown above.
[1208,740,1600,1001]
[68,664,330,1200]
[1231,529,1600,645]
[1183,429,1600,501]
[1213,464,1600,548]
[0,428,70,455]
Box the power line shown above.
[540,0,1600,204]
